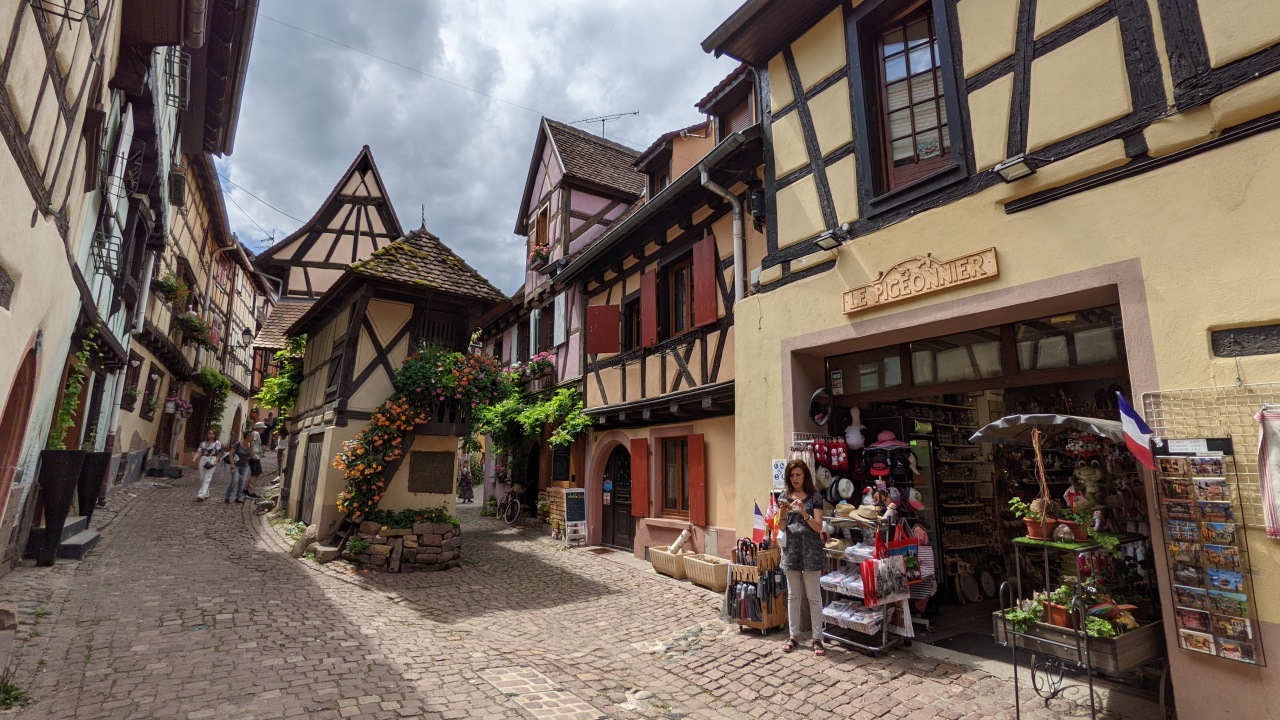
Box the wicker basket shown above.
[649,548,689,579]
[682,553,729,592]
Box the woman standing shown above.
[779,459,826,656]
[225,431,253,504]
[192,430,222,501]
[457,465,474,503]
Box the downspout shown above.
[198,245,237,371]
[699,167,745,302]
[132,250,157,334]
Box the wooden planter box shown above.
[649,548,688,579]
[992,613,1164,676]
[682,553,729,592]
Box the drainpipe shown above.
[198,246,237,371]
[699,167,745,303]
[132,249,157,334]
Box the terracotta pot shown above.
[1057,519,1090,542]
[1045,602,1076,629]
[1023,517,1057,540]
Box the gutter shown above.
[700,0,770,56]
[556,126,759,284]
[699,169,744,303]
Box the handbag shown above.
[887,522,922,585]
[221,450,232,466]
[203,460,216,470]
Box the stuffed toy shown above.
[1073,459,1110,508]
[845,406,866,451]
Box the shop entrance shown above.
[601,445,633,549]
[523,444,541,515]
[0,350,37,519]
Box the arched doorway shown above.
[0,351,38,520]
[601,445,633,550]
[523,444,541,515]
[230,406,243,442]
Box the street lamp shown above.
[240,327,254,347]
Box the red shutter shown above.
[630,438,649,518]
[693,233,719,327]
[688,434,707,526]
[640,270,659,347]
[585,304,621,355]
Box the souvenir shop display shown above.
[818,511,915,655]
[1151,439,1266,666]
[725,538,788,633]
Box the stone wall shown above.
[345,520,461,572]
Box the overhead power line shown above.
[216,172,307,224]
[221,190,275,246]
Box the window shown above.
[140,364,162,421]
[650,168,670,196]
[911,328,1003,385]
[662,437,689,517]
[622,296,642,351]
[875,3,949,191]
[121,352,142,411]
[664,256,695,339]
[515,321,530,363]
[535,305,555,354]
[325,333,345,402]
[717,94,755,142]
[532,208,550,257]
[827,346,903,395]
[1016,305,1123,371]
[493,335,504,364]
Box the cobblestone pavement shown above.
[0,471,1143,720]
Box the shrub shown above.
[346,537,370,556]
[364,507,459,529]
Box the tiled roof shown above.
[544,119,644,197]
[349,228,507,304]
[635,121,710,171]
[254,299,311,350]
[695,63,751,112]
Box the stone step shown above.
[55,529,100,560]
[24,515,89,555]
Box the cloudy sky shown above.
[216,1,745,296]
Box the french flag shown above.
[1117,392,1155,470]
[752,502,767,543]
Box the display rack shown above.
[727,547,787,634]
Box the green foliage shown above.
[1085,616,1117,638]
[1003,607,1041,634]
[346,537,370,556]
[143,396,162,415]
[152,273,190,307]
[365,506,459,529]
[393,342,508,407]
[283,521,306,543]
[516,388,592,448]
[0,668,27,708]
[195,367,232,441]
[46,330,97,450]
[1087,528,1122,556]
[1048,584,1074,606]
[1007,497,1031,520]
[255,336,306,412]
[175,312,216,350]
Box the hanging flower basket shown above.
[165,396,192,418]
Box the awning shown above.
[969,414,1125,446]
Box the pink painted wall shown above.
[570,190,612,215]
[568,202,627,255]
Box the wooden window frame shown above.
[661,437,690,518]
[493,335,504,365]
[650,167,670,196]
[515,321,530,363]
[848,0,969,216]
[121,352,142,411]
[324,332,346,403]
[140,364,162,422]
[535,303,555,354]
[873,3,951,191]
[622,294,642,351]
[661,254,695,341]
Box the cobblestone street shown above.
[0,473,1137,720]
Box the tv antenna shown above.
[569,111,639,137]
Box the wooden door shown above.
[280,433,300,511]
[183,394,210,453]
[0,351,37,519]
[298,434,324,525]
[602,445,633,549]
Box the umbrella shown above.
[968,414,1124,446]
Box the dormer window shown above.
[717,95,754,142]
[650,168,670,196]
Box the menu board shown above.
[1153,440,1265,665]
[565,488,586,523]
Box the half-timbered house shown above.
[478,119,642,513]
[703,0,1280,712]
[553,71,764,557]
[282,228,505,538]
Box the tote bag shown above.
[886,523,922,585]
[861,555,911,607]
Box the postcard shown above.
[1203,544,1241,570]
[1209,590,1249,617]
[1218,639,1257,663]
[1208,568,1245,592]
[1173,565,1205,587]
[1173,585,1210,610]
[1175,607,1212,633]
[1179,629,1216,655]
[1197,501,1234,523]
[1164,500,1196,520]
[1162,479,1195,500]
[1201,522,1237,544]
[1158,457,1188,475]
[1166,520,1198,542]
[1167,542,1201,565]
[1195,477,1231,502]
[1211,615,1253,642]
[1189,456,1226,476]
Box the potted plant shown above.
[1008,496,1058,540]
[528,242,550,269]
[121,386,140,407]
[1056,504,1092,542]
[1044,584,1076,629]
[143,396,162,415]
[165,396,192,418]
[174,312,216,350]
[34,333,96,566]
[151,273,190,308]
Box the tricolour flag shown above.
[752,502,766,543]
[1117,392,1155,470]
[764,493,779,535]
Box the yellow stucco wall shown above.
[957,0,1020,77]
[1026,19,1132,152]
[1197,0,1280,69]
[377,434,459,516]
[790,8,846,91]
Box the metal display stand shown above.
[820,518,909,657]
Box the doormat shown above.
[927,632,1079,675]
[588,548,614,555]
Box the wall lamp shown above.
[814,223,853,251]
[994,154,1037,182]
[240,327,254,346]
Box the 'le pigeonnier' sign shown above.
[843,248,999,314]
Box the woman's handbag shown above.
[221,451,232,466]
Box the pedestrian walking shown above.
[192,430,222,501]
[225,431,253,504]
[779,459,827,656]
[275,431,287,475]
[457,465,474,503]
[245,421,267,498]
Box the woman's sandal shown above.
[780,637,800,653]
[813,641,827,656]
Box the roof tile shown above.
[544,120,644,197]
[349,228,507,304]
[254,299,311,350]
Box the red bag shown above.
[860,558,878,607]
[887,523,922,585]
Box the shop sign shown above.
[772,459,787,491]
[843,248,999,314]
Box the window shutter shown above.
[585,305,621,355]
[630,438,649,518]
[688,433,707,526]
[553,292,567,346]
[693,233,719,327]
[529,309,539,357]
[640,270,658,347]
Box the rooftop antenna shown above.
[420,203,426,230]
[569,111,639,138]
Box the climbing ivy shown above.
[46,330,98,450]
[195,367,232,441]
[254,336,306,416]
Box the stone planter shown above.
[77,451,111,525]
[344,520,462,572]
[35,449,85,567]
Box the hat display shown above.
[869,430,910,448]
[834,476,856,502]
[825,538,849,551]
[907,488,926,510]
[834,503,857,518]
[854,503,881,521]
[815,466,833,491]
[888,487,903,506]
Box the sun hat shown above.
[855,503,881,521]
[835,476,856,502]
[825,538,849,551]
[869,430,910,448]
[815,466,833,490]
[253,421,268,429]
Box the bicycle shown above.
[496,484,522,525]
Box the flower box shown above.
[649,547,689,579]
[682,553,729,592]
[992,613,1164,676]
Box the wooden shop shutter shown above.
[640,270,659,347]
[552,292,567,346]
[687,433,707,526]
[585,304,621,355]
[630,438,649,518]
[692,233,719,327]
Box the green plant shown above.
[195,367,231,440]
[346,537,370,556]
[175,312,216,350]
[517,388,592,447]
[1007,497,1032,520]
[1048,584,1074,606]
[1085,616,1117,638]
[365,507,459,529]
[152,273,190,307]
[255,336,306,412]
[1003,607,1041,634]
[1087,528,1121,556]
[283,521,306,543]
[143,396,162,415]
[46,330,97,450]
[122,386,140,403]
[0,668,26,708]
